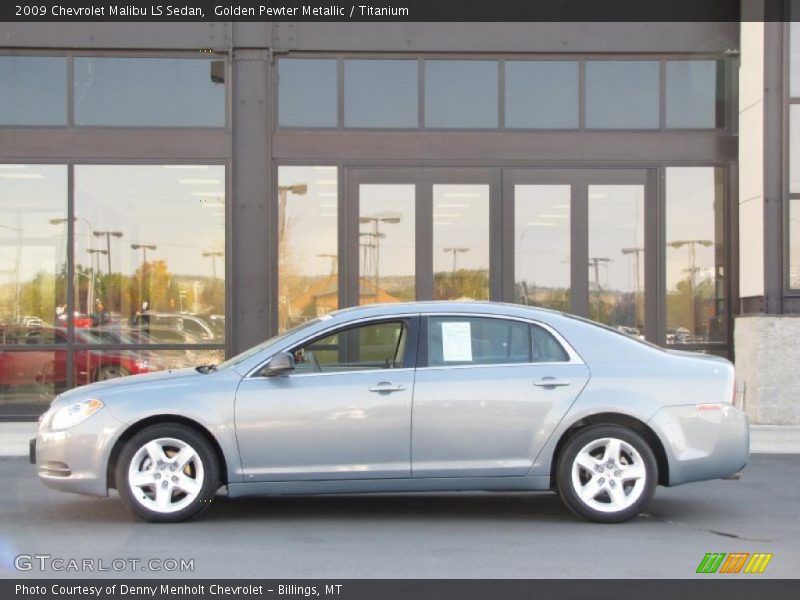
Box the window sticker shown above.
[441,321,473,362]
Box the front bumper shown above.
[649,404,750,486]
[34,407,126,497]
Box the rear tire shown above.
[556,424,657,523]
[115,423,219,523]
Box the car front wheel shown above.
[556,424,657,523]
[115,424,219,522]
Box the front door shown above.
[234,316,419,481]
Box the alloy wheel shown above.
[570,437,647,513]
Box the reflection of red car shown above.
[0,326,155,393]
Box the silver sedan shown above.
[31,302,749,523]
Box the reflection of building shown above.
[2,14,800,425]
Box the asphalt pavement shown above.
[1,455,797,579]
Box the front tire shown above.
[556,424,657,523]
[115,424,219,522]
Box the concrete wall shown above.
[735,315,800,424]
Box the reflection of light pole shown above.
[201,250,223,279]
[93,230,123,275]
[588,257,611,290]
[131,243,157,311]
[443,247,469,273]
[278,184,308,249]
[621,247,644,327]
[359,213,401,297]
[51,216,94,314]
[668,239,712,336]
[86,248,108,311]
[0,223,23,322]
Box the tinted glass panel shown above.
[278,166,339,332]
[588,185,645,336]
[791,199,800,289]
[278,59,338,127]
[666,168,726,344]
[792,20,800,97]
[514,185,571,310]
[359,184,415,304]
[425,61,498,128]
[0,165,68,331]
[433,184,490,300]
[0,350,61,416]
[428,317,530,366]
[0,57,67,125]
[345,60,418,128]
[74,58,225,127]
[292,321,406,373]
[586,61,659,129]
[666,61,724,129]
[74,165,225,343]
[792,105,800,194]
[505,61,579,129]
[530,325,569,362]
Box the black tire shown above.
[115,423,219,523]
[556,424,658,523]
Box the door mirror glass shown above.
[262,352,295,377]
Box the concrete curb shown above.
[2,422,798,458]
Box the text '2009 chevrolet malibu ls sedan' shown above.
[31,302,749,523]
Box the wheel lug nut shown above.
[154,473,160,479]
[171,476,178,482]
[614,470,621,477]
[598,477,605,484]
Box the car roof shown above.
[324,301,563,321]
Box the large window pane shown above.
[433,184,490,300]
[0,349,61,416]
[0,57,67,125]
[514,185,571,310]
[74,165,225,343]
[359,184,415,304]
[666,61,724,129]
[666,168,725,344]
[505,61,579,129]
[345,60,418,128]
[588,185,645,336]
[0,165,68,328]
[791,199,800,289]
[278,59,338,127]
[278,166,339,332]
[791,106,800,193]
[586,61,659,129]
[425,61,498,128]
[791,20,800,97]
[74,58,225,127]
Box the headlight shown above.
[49,398,105,431]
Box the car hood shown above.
[52,367,204,405]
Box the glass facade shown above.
[0,57,67,126]
[278,58,338,127]
[344,60,418,128]
[505,61,579,129]
[424,61,498,129]
[74,58,225,127]
[666,61,724,129]
[278,166,339,332]
[585,61,659,129]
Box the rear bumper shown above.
[648,404,749,486]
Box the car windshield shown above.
[214,317,326,371]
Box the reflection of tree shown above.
[434,269,489,300]
[515,283,570,312]
[667,275,715,341]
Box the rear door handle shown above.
[533,378,571,387]
[369,382,406,393]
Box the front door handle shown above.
[369,382,406,393]
[533,377,571,387]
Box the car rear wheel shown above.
[556,424,657,523]
[95,365,130,381]
[115,424,219,522]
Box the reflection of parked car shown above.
[131,312,218,342]
[20,316,45,327]
[0,326,156,393]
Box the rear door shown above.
[411,315,589,478]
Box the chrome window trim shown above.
[420,312,585,368]
[246,313,419,379]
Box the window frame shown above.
[417,313,581,370]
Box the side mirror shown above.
[262,351,295,377]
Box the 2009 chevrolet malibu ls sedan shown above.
[31,302,749,523]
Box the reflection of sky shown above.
[433,185,489,272]
[515,185,570,288]
[0,165,67,284]
[666,168,719,291]
[360,184,416,278]
[281,166,338,277]
[75,165,225,277]
[588,185,644,292]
